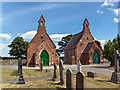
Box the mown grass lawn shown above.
[1,68,119,89]
[2,68,60,82]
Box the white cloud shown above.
[96,10,104,14]
[0,33,12,40]
[0,43,8,50]
[98,40,106,49]
[50,34,70,41]
[20,31,37,39]
[55,43,59,49]
[17,33,21,36]
[101,0,114,7]
[114,17,118,23]
[21,31,70,41]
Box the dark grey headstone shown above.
[76,72,84,90]
[87,71,96,78]
[40,61,43,71]
[52,63,57,81]
[66,69,73,89]
[59,60,64,84]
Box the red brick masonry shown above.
[27,15,59,67]
[64,18,103,65]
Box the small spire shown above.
[83,18,89,29]
[39,15,45,23]
[38,15,46,29]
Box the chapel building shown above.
[64,18,103,65]
[27,15,59,67]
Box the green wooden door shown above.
[40,50,49,66]
[92,50,100,64]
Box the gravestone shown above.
[66,68,73,89]
[17,57,21,76]
[59,60,64,84]
[16,57,25,84]
[40,60,43,71]
[77,60,82,72]
[76,72,84,90]
[87,71,96,78]
[111,50,120,84]
[52,63,57,81]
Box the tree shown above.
[8,37,29,58]
[103,40,114,65]
[103,34,120,66]
[57,34,72,56]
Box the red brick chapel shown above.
[27,15,59,67]
[64,18,103,65]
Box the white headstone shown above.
[77,60,82,72]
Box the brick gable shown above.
[27,15,59,67]
[64,18,103,65]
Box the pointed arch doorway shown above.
[92,50,100,64]
[40,50,49,66]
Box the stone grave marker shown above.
[111,50,120,84]
[17,57,21,76]
[87,71,96,78]
[66,68,73,89]
[16,57,25,84]
[40,60,43,71]
[76,72,84,90]
[52,63,57,81]
[77,60,82,72]
[59,60,64,84]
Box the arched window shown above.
[85,24,88,28]
[41,21,43,26]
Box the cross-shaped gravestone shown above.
[16,57,25,84]
[113,50,120,72]
[66,68,73,89]
[17,57,21,76]
[52,63,57,81]
[111,50,120,84]
[77,60,82,72]
[59,60,64,84]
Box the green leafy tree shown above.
[103,34,120,66]
[57,34,72,56]
[103,40,114,65]
[8,37,29,57]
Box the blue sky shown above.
[0,1,119,57]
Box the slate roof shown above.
[65,32,83,50]
[83,42,94,53]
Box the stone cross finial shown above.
[77,60,82,72]
[113,50,120,72]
